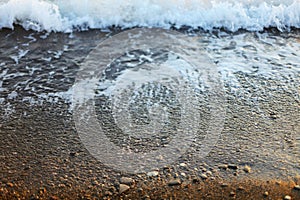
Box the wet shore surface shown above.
[0,26,299,199]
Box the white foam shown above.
[0,0,299,32]
[10,49,29,64]
[7,91,18,99]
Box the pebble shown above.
[206,171,212,176]
[119,184,130,194]
[269,112,278,119]
[284,195,291,200]
[243,165,251,173]
[230,191,236,197]
[237,186,245,191]
[168,179,181,186]
[6,182,14,187]
[104,191,112,196]
[69,152,77,157]
[221,183,229,187]
[147,171,159,177]
[91,180,99,186]
[120,177,134,185]
[263,191,269,196]
[192,178,200,183]
[200,174,208,180]
[137,188,143,193]
[163,166,171,170]
[39,187,46,194]
[218,164,228,170]
[294,185,300,190]
[276,181,282,185]
[228,164,238,170]
[143,195,151,200]
[58,184,65,188]
[179,163,187,167]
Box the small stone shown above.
[237,186,245,191]
[230,191,236,197]
[206,171,213,176]
[263,191,269,196]
[120,177,134,185]
[182,181,190,188]
[137,188,143,193]
[200,174,208,179]
[6,182,13,187]
[192,178,200,183]
[58,184,65,188]
[103,175,108,179]
[276,181,282,185]
[218,164,228,170]
[147,171,159,177]
[228,164,238,170]
[143,195,151,200]
[168,179,181,186]
[221,183,229,187]
[163,165,171,170]
[243,165,251,173]
[91,180,99,186]
[119,184,130,194]
[109,186,117,193]
[104,191,113,196]
[284,195,292,200]
[50,196,59,200]
[69,152,77,157]
[269,112,278,119]
[39,187,46,194]
[294,185,300,190]
[179,163,187,167]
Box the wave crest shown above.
[0,0,299,32]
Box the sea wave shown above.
[0,0,299,32]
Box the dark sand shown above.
[0,26,299,199]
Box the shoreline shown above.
[0,26,299,199]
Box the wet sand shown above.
[1,177,300,199]
[0,26,299,199]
